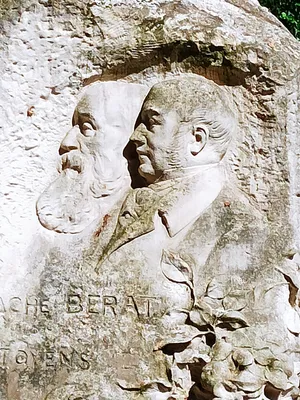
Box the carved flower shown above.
[197,341,298,399]
[158,254,299,399]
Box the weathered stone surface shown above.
[0,0,300,399]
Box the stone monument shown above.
[0,0,300,399]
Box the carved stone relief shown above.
[29,75,300,399]
[1,0,300,399]
[36,81,148,234]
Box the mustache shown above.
[57,150,125,198]
[58,151,84,173]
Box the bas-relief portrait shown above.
[26,75,300,399]
[36,81,148,234]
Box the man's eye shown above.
[148,116,161,129]
[81,122,95,137]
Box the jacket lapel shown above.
[96,188,161,270]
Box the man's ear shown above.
[189,124,209,156]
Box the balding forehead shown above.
[146,78,220,105]
[76,81,148,126]
[143,77,235,121]
[76,84,119,122]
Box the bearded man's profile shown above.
[36,81,148,234]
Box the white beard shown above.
[36,150,128,234]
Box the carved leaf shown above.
[189,301,215,327]
[277,264,300,290]
[213,383,243,400]
[161,250,193,288]
[170,362,193,393]
[265,368,289,390]
[206,279,227,299]
[222,293,247,311]
[217,310,249,329]
[253,348,275,366]
[232,349,254,367]
[286,309,300,335]
[153,325,201,351]
[189,309,212,328]
[229,362,265,393]
[174,336,211,364]
[211,340,233,361]
[231,369,264,392]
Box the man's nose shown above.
[130,123,147,146]
[59,126,80,155]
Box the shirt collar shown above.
[149,164,226,237]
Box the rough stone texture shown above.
[0,0,300,399]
